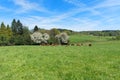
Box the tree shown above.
[42,33,50,44]
[22,27,32,45]
[10,19,25,45]
[1,22,6,30]
[11,19,17,35]
[0,22,6,45]
[49,28,60,43]
[11,19,23,35]
[0,22,12,45]
[30,32,50,44]
[30,32,43,44]
[7,24,13,39]
[17,20,23,35]
[55,32,69,45]
[34,25,39,32]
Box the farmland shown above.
[0,35,120,80]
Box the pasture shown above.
[70,34,113,43]
[0,35,120,80]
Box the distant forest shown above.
[0,19,120,46]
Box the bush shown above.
[116,36,120,40]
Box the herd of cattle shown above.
[40,42,92,47]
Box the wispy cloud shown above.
[11,0,48,13]
[95,0,120,8]
[62,0,120,30]
[0,6,10,11]
[2,0,119,31]
[64,0,86,7]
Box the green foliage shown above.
[11,19,17,35]
[49,28,60,43]
[16,20,23,35]
[12,26,31,45]
[11,19,23,35]
[50,28,60,37]
[80,30,120,36]
[10,19,32,45]
[22,27,32,45]
[0,41,120,80]
[14,35,24,45]
[1,19,120,46]
[116,36,120,40]
[0,22,12,45]
[57,28,73,35]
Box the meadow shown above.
[0,35,120,80]
[69,34,113,43]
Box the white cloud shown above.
[95,0,120,8]
[12,0,48,13]
[20,14,101,31]
[9,0,120,31]
[64,0,120,30]
[64,0,86,7]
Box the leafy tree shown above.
[50,28,60,36]
[1,22,6,30]
[7,24,13,39]
[22,27,32,45]
[49,28,60,43]
[0,22,12,45]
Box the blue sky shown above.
[0,0,120,31]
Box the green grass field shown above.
[70,34,113,43]
[0,40,120,80]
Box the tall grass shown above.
[0,41,120,80]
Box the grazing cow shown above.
[70,43,75,46]
[49,42,53,45]
[88,43,92,46]
[76,43,81,46]
[81,43,83,46]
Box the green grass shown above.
[0,41,120,80]
[69,34,113,43]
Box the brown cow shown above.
[76,43,81,46]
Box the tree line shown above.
[80,30,120,40]
[0,19,120,46]
[0,19,71,46]
[80,30,120,36]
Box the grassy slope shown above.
[0,41,120,80]
[69,34,113,43]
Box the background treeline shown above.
[0,19,120,46]
[80,30,120,40]
[0,19,73,46]
[80,30,120,36]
